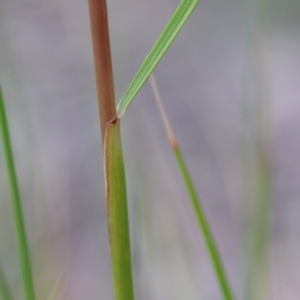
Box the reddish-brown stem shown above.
[88,0,117,142]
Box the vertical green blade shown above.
[0,87,35,300]
[104,119,134,300]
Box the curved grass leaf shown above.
[117,0,199,117]
[104,119,134,300]
[0,87,35,300]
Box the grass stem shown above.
[88,0,117,140]
[87,2,135,299]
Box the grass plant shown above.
[87,0,237,298]
[0,87,35,300]
[0,0,279,299]
[87,1,134,299]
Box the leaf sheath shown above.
[104,119,134,300]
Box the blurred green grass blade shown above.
[246,155,272,300]
[116,0,199,117]
[104,119,134,300]
[150,75,234,300]
[244,0,276,296]
[0,264,13,300]
[0,87,35,300]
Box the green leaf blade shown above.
[174,147,234,300]
[149,75,234,300]
[117,0,199,117]
[104,119,135,300]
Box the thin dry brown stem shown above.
[88,0,117,142]
[149,74,178,148]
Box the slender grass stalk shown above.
[87,0,117,140]
[87,1,134,299]
[149,75,234,300]
[0,263,13,300]
[117,0,199,117]
[0,87,35,300]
